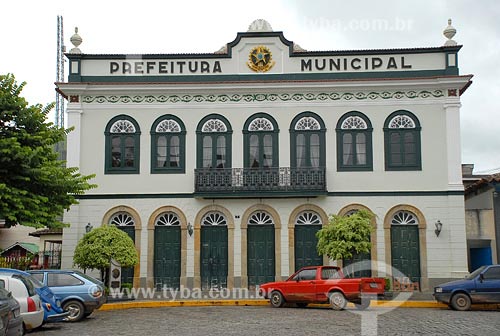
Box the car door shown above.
[46,273,85,301]
[474,266,500,303]
[285,268,317,302]
[315,267,342,301]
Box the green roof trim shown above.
[69,69,457,83]
[74,190,464,200]
[65,31,462,60]
[1,242,39,255]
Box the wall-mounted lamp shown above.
[187,222,193,237]
[85,223,93,233]
[434,220,443,237]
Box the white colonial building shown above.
[58,19,472,291]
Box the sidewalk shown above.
[100,290,446,311]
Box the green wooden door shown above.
[119,226,135,285]
[391,225,420,284]
[344,251,372,278]
[154,226,181,289]
[201,226,228,290]
[247,225,275,287]
[294,225,322,271]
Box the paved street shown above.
[33,306,500,336]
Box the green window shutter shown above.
[384,111,421,171]
[105,115,141,174]
[336,111,373,171]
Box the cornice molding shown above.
[82,89,444,104]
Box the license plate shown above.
[369,283,379,288]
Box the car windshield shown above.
[25,275,44,289]
[12,274,37,296]
[465,265,486,280]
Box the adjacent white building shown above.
[57,19,472,291]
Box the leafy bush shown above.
[73,225,138,283]
[316,209,374,261]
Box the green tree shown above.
[316,209,374,270]
[0,74,96,228]
[73,225,138,283]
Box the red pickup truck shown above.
[259,265,385,310]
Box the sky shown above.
[1,0,499,173]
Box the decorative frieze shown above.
[82,90,444,104]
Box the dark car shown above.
[0,287,24,336]
[28,270,106,322]
[0,269,69,323]
[433,264,500,311]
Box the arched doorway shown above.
[391,210,421,286]
[154,212,181,290]
[294,211,322,271]
[109,212,135,286]
[247,211,275,287]
[343,209,372,278]
[200,212,228,290]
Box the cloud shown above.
[1,0,498,171]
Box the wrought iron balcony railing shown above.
[194,167,326,197]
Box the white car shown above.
[0,274,44,332]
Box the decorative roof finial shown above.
[247,19,273,32]
[69,27,83,54]
[443,19,457,46]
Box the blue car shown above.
[0,268,69,323]
[433,264,500,311]
[28,270,106,322]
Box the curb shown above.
[99,299,447,311]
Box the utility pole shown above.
[56,15,65,128]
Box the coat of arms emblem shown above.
[247,46,275,72]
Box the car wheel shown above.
[270,291,285,308]
[21,322,25,336]
[450,293,471,311]
[354,299,371,310]
[63,300,85,322]
[329,291,347,311]
[296,302,308,308]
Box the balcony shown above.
[194,167,326,198]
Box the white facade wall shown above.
[59,27,471,291]
[72,87,458,194]
[61,194,467,289]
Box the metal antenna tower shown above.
[55,15,65,127]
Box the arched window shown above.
[151,115,186,174]
[244,113,279,168]
[295,211,322,225]
[391,210,419,226]
[196,115,232,169]
[105,115,141,174]
[202,212,227,226]
[336,111,373,171]
[248,211,274,225]
[290,112,326,168]
[109,212,135,226]
[384,110,421,171]
[155,212,181,226]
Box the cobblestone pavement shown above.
[32,306,500,336]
